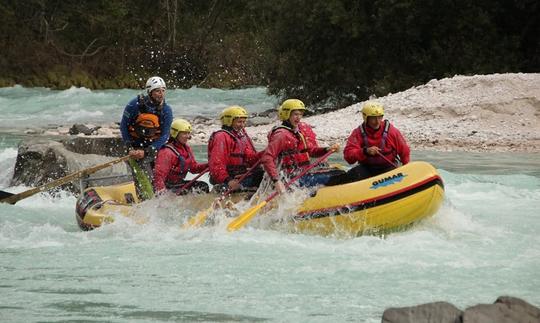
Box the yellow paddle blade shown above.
[182,207,211,229]
[227,201,267,232]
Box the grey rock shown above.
[255,108,277,118]
[191,115,213,125]
[248,116,273,126]
[11,138,130,193]
[382,301,462,323]
[69,124,100,135]
[62,137,128,157]
[381,297,540,323]
[463,296,540,323]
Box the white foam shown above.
[0,147,17,188]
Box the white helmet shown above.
[145,76,166,94]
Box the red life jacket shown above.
[208,128,255,177]
[128,95,162,140]
[162,143,195,187]
[270,125,310,173]
[358,120,397,167]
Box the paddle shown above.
[227,149,335,232]
[0,155,130,205]
[178,167,209,191]
[376,151,398,168]
[127,158,154,201]
[182,160,262,229]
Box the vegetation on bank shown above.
[1,0,538,110]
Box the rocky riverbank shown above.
[8,72,539,191]
[38,73,540,153]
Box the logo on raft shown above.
[370,172,406,189]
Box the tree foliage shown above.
[0,0,537,108]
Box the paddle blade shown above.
[182,207,211,229]
[227,201,267,232]
[0,190,16,204]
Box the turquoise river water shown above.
[0,86,539,322]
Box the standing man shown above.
[326,101,410,186]
[120,76,173,200]
[207,105,263,192]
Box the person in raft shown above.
[120,76,173,200]
[153,118,209,195]
[326,101,410,186]
[260,99,341,194]
[207,105,264,193]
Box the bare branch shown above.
[49,38,105,63]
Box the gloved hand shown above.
[129,149,145,160]
[275,180,286,194]
[328,143,340,153]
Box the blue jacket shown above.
[120,95,173,150]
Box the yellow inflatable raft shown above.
[75,161,444,237]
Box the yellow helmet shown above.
[361,101,384,121]
[278,99,306,121]
[170,118,192,138]
[220,105,248,126]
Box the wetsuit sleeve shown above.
[343,128,365,165]
[261,130,286,180]
[192,162,209,173]
[208,132,232,184]
[187,146,208,173]
[153,148,175,192]
[120,98,139,146]
[245,140,261,166]
[255,150,265,160]
[152,104,173,150]
[392,127,410,165]
[308,146,327,158]
[241,129,260,166]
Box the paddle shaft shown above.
[217,159,262,201]
[265,150,334,203]
[377,151,398,168]
[0,155,130,205]
[227,149,335,231]
[182,159,262,229]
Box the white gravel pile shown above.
[48,73,540,153]
[237,73,540,152]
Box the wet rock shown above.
[255,108,277,118]
[381,296,539,323]
[61,137,128,157]
[382,301,462,323]
[11,138,129,193]
[248,116,273,126]
[463,296,540,323]
[69,124,100,135]
[191,115,214,125]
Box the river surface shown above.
[1,86,539,322]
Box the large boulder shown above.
[382,301,462,323]
[11,137,130,193]
[381,297,540,323]
[463,296,540,323]
[61,137,128,156]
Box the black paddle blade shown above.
[0,190,15,201]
